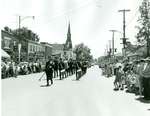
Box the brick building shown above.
[1,30,50,62]
[1,30,19,62]
[28,40,45,62]
[40,42,53,61]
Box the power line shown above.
[35,0,96,27]
[126,0,143,27]
[126,7,139,27]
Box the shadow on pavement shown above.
[54,78,64,81]
[72,79,80,81]
[40,85,52,87]
[135,97,150,104]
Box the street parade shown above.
[1,0,150,116]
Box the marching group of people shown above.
[101,57,150,101]
[44,56,88,86]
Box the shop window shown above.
[30,45,32,52]
[4,37,11,49]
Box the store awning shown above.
[1,49,10,58]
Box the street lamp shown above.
[18,15,34,62]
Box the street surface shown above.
[2,66,150,116]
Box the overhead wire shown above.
[33,0,97,27]
[126,0,143,28]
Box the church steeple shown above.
[68,22,71,35]
[65,22,72,50]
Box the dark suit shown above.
[45,60,54,85]
[53,59,59,78]
[58,61,64,80]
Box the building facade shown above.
[28,40,45,62]
[40,42,53,61]
[1,30,19,62]
[1,30,48,63]
[50,43,64,58]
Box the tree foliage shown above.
[4,26,40,42]
[136,0,150,44]
[73,43,93,62]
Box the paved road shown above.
[2,66,150,116]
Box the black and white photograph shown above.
[0,0,150,116]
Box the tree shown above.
[4,26,12,33]
[136,0,150,56]
[73,43,93,62]
[11,27,40,42]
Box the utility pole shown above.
[109,30,117,59]
[118,9,130,56]
[109,30,117,75]
[108,40,112,57]
[17,15,34,63]
[147,26,150,57]
[18,16,21,63]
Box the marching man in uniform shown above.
[45,56,54,86]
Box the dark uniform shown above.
[75,61,81,79]
[45,60,54,86]
[53,59,59,78]
[68,59,73,75]
[58,59,64,80]
[82,61,88,74]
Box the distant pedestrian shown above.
[45,56,54,86]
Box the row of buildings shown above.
[1,23,75,63]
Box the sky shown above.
[0,0,142,58]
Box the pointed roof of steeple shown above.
[68,21,71,34]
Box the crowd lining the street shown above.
[1,61,43,78]
[100,57,150,101]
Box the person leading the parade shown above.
[45,56,54,86]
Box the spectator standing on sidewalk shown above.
[114,65,123,90]
[140,58,150,100]
[9,61,14,77]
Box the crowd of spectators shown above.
[1,61,43,79]
[100,57,150,101]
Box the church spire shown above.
[65,22,72,50]
[68,22,71,35]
